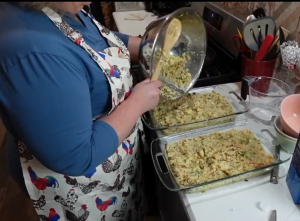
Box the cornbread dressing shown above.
[153,90,234,127]
[166,129,275,186]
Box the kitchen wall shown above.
[217,2,300,94]
[218,2,300,41]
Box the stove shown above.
[192,2,246,88]
[194,38,242,87]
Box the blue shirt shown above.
[0,3,130,193]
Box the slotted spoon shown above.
[151,18,182,81]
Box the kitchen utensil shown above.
[151,18,182,81]
[243,14,256,58]
[151,123,291,192]
[257,27,263,49]
[252,7,266,18]
[274,116,297,153]
[237,28,243,40]
[261,129,280,184]
[241,78,248,100]
[142,85,249,134]
[279,27,284,46]
[139,8,206,100]
[243,76,291,124]
[264,27,289,60]
[232,34,251,53]
[270,210,277,221]
[243,17,276,51]
[254,34,274,61]
[245,14,256,23]
[280,94,300,138]
[274,26,285,57]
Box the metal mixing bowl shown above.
[139,7,207,99]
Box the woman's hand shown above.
[128,78,161,114]
[101,78,160,144]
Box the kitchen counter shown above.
[112,12,300,221]
[155,82,300,221]
[185,178,300,221]
[112,10,158,36]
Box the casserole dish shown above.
[151,122,291,193]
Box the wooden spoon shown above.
[151,18,182,81]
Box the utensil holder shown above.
[241,55,276,78]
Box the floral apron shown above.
[18,7,144,221]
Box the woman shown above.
[0,2,161,221]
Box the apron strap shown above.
[41,7,130,110]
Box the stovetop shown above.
[194,37,242,88]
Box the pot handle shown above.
[151,141,181,191]
[241,78,248,100]
[241,76,257,100]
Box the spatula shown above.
[252,7,266,18]
[254,34,274,61]
[243,16,276,51]
[151,18,182,81]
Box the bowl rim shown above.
[274,116,297,141]
[245,76,291,97]
[280,94,300,133]
[274,126,297,142]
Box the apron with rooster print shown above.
[18,7,145,221]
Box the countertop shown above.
[154,82,300,221]
[112,10,158,36]
[112,12,300,221]
[180,83,300,221]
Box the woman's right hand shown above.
[128,78,161,114]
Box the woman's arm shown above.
[127,36,142,62]
[4,53,142,176]
[113,32,141,63]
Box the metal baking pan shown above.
[142,85,249,135]
[151,122,291,193]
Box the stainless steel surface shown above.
[151,122,291,192]
[191,2,245,57]
[270,210,277,221]
[139,7,206,100]
[245,14,256,23]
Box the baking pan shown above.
[151,123,291,193]
[142,84,249,134]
